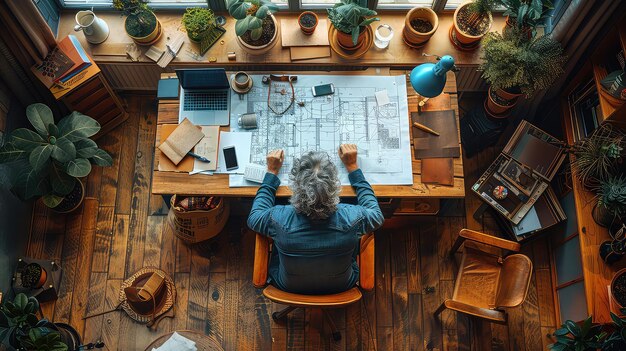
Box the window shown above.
[59,0,208,7]
[377,0,432,10]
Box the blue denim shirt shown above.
[247,169,384,294]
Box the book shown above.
[30,47,75,88]
[157,78,179,100]
[56,35,91,83]
[158,124,195,172]
[158,118,205,166]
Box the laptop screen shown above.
[176,68,230,90]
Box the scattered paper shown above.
[375,90,390,107]
[152,332,196,351]
[217,131,252,174]
[191,126,219,173]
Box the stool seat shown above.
[263,285,362,308]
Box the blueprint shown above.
[229,74,412,187]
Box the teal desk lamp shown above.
[410,55,456,104]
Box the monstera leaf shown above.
[26,103,55,137]
[57,111,100,142]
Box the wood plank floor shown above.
[27,95,556,350]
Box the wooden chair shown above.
[434,229,533,324]
[252,232,375,341]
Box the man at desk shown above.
[247,144,384,294]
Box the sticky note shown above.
[375,90,390,106]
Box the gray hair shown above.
[289,151,341,220]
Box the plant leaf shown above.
[229,2,250,20]
[64,158,91,177]
[74,139,98,158]
[255,5,268,19]
[11,128,45,152]
[250,27,263,40]
[89,148,113,166]
[15,294,28,310]
[0,143,27,162]
[249,16,263,30]
[42,194,64,208]
[29,144,53,172]
[57,111,100,142]
[26,103,54,137]
[235,15,252,36]
[14,165,47,199]
[51,137,76,163]
[49,163,75,195]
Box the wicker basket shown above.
[167,196,230,243]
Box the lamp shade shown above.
[409,55,455,98]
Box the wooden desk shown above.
[151,70,464,198]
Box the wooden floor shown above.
[27,95,557,350]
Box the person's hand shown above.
[266,149,284,175]
[339,144,359,173]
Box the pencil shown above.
[413,122,440,136]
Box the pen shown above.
[413,122,440,136]
[187,151,211,163]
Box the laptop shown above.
[176,68,230,126]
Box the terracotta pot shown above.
[503,16,532,39]
[451,1,493,46]
[125,12,162,45]
[403,7,438,47]
[336,26,366,49]
[485,87,521,117]
[236,14,279,56]
[298,11,318,35]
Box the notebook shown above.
[158,118,205,166]
[158,124,195,172]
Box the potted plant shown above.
[612,269,626,311]
[226,0,280,55]
[20,263,48,289]
[0,103,112,213]
[600,238,626,265]
[500,0,554,37]
[402,6,438,48]
[450,0,497,50]
[594,175,626,227]
[182,7,216,43]
[113,0,162,45]
[571,123,625,189]
[327,0,379,49]
[298,11,319,35]
[0,293,80,350]
[548,316,607,350]
[604,308,626,350]
[479,27,566,117]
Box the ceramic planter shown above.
[335,26,366,49]
[125,11,162,45]
[236,14,279,55]
[403,7,438,47]
[298,11,318,35]
[451,1,493,47]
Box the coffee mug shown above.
[238,113,258,129]
[233,71,251,91]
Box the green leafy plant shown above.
[226,0,279,41]
[0,103,112,208]
[500,0,554,36]
[604,308,626,350]
[548,316,606,351]
[182,7,216,42]
[598,175,626,218]
[0,293,67,351]
[113,0,156,37]
[571,123,625,188]
[479,27,566,97]
[468,0,500,16]
[327,0,379,46]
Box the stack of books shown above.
[31,35,91,88]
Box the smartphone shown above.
[312,83,335,97]
[223,146,239,171]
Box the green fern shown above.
[479,27,566,97]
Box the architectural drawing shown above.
[229,74,412,186]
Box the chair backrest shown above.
[494,254,533,308]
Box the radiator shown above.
[456,65,488,92]
[100,63,167,91]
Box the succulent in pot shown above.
[113,0,162,45]
[298,11,319,35]
[227,0,280,55]
[182,7,216,43]
[594,175,626,227]
[0,103,113,212]
[327,0,379,48]
[479,27,566,117]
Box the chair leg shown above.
[272,306,297,322]
[322,309,341,342]
[434,301,447,317]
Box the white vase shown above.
[74,10,109,44]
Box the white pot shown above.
[74,10,109,44]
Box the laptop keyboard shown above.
[184,91,228,111]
